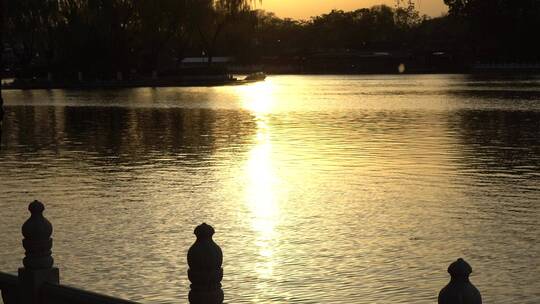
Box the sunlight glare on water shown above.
[238,79,277,114]
[245,117,279,280]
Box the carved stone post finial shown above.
[18,201,59,304]
[22,201,54,270]
[438,258,482,304]
[187,223,224,304]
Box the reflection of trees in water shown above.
[444,77,540,174]
[450,110,540,173]
[449,90,540,102]
[445,74,540,101]
[2,106,256,166]
[3,106,64,153]
[462,74,540,83]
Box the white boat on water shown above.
[244,72,266,81]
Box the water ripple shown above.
[1,75,540,303]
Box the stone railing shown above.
[0,201,482,304]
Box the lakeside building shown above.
[257,50,462,74]
[179,57,235,68]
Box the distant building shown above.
[179,57,234,68]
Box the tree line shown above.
[444,0,540,61]
[250,0,539,66]
[3,0,540,77]
[4,0,257,77]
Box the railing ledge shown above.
[0,272,18,286]
[42,283,142,304]
[0,271,18,304]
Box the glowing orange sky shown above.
[257,0,448,19]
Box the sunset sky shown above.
[258,0,448,20]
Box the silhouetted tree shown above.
[134,0,189,71]
[1,0,4,129]
[6,0,59,71]
[444,0,540,60]
[188,0,259,65]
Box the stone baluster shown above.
[187,223,224,304]
[18,201,60,304]
[438,258,482,304]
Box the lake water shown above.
[0,75,539,304]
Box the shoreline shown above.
[3,70,540,91]
[1,78,264,90]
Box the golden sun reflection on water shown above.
[239,80,280,280]
[246,131,278,279]
[238,80,277,114]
